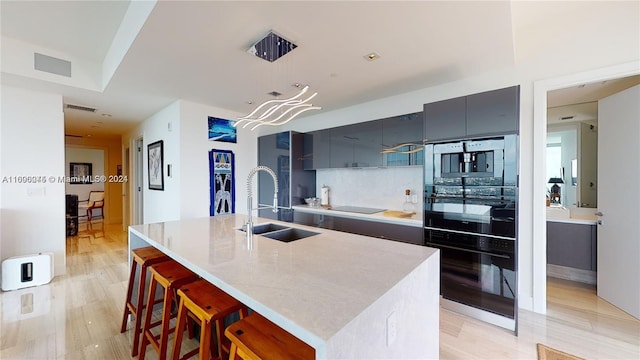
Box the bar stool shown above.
[139,260,199,360]
[224,313,315,360]
[171,279,249,360]
[121,246,171,356]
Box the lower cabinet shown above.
[547,222,597,271]
[293,211,423,245]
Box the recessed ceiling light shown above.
[364,52,380,61]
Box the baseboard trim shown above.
[547,264,596,285]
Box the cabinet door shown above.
[466,86,519,136]
[546,222,593,270]
[351,120,382,167]
[333,217,424,245]
[330,125,355,168]
[424,97,466,142]
[258,132,290,221]
[290,132,316,205]
[382,112,424,166]
[303,129,331,170]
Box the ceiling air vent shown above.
[65,104,97,113]
[34,53,72,77]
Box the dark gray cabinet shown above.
[293,211,423,245]
[330,121,383,168]
[303,129,331,170]
[423,97,466,142]
[382,112,424,166]
[466,86,519,136]
[303,112,425,169]
[424,85,519,142]
[258,132,316,222]
[547,222,597,271]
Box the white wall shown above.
[124,101,182,223]
[65,147,105,202]
[179,100,254,219]
[0,86,66,276]
[123,99,255,225]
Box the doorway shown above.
[532,61,640,314]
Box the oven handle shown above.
[427,243,511,259]
[424,226,516,240]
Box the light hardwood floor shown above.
[1,222,638,359]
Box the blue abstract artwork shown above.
[209,149,235,215]
[208,117,237,143]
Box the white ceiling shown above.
[1,1,638,138]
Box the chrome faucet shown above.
[245,166,278,241]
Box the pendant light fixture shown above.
[235,31,321,131]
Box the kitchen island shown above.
[128,214,439,359]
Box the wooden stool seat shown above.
[225,313,315,360]
[139,260,199,360]
[171,279,249,360]
[121,246,171,357]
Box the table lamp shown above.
[548,177,564,204]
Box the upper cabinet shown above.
[423,97,466,142]
[424,85,519,142]
[303,129,331,170]
[302,111,425,169]
[382,112,424,166]
[466,86,519,136]
[330,121,383,168]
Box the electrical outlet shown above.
[386,311,397,347]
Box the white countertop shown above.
[546,206,598,225]
[292,205,423,227]
[128,214,439,359]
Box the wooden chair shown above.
[121,246,171,357]
[78,191,104,221]
[139,261,199,360]
[171,279,249,360]
[225,313,315,360]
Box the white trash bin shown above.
[1,253,54,291]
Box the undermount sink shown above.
[237,223,320,242]
[239,223,289,234]
[261,228,320,243]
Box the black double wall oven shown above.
[424,135,518,331]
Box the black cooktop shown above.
[330,206,386,214]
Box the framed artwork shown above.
[208,116,237,143]
[69,162,92,184]
[148,140,164,190]
[209,149,235,215]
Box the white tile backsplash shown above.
[316,167,423,211]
